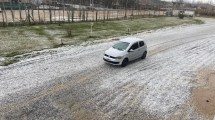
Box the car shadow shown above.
[103,58,146,68]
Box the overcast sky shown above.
[162,0,214,4]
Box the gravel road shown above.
[0,18,215,120]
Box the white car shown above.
[103,37,147,67]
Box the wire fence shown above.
[0,1,167,27]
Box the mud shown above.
[192,69,215,120]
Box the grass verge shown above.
[0,17,203,66]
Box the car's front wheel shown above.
[141,51,147,59]
[121,58,129,67]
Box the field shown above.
[0,17,202,58]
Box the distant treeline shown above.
[60,0,162,8]
[0,2,32,10]
[0,0,163,10]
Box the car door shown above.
[138,41,146,57]
[128,42,139,61]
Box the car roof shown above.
[120,37,143,44]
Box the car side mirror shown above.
[129,49,135,52]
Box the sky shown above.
[162,0,214,4]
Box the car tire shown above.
[121,58,129,67]
[141,51,147,59]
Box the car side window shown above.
[139,41,145,47]
[130,42,139,50]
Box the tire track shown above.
[90,36,215,118]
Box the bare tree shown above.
[32,0,42,22]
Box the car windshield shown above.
[112,41,130,51]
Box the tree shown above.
[32,0,42,7]
[178,11,184,19]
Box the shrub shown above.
[66,26,73,37]
[178,12,184,19]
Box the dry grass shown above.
[0,17,203,65]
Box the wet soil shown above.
[192,69,215,120]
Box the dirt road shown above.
[0,18,215,120]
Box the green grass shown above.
[0,17,203,66]
[27,26,54,40]
[2,58,19,66]
[54,17,203,42]
[193,19,205,24]
[3,51,21,57]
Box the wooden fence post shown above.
[10,1,15,25]
[2,7,5,26]
[19,2,22,24]
[2,2,7,26]
[49,2,52,23]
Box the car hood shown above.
[105,47,126,57]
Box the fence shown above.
[0,2,166,27]
[196,9,215,16]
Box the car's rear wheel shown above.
[141,51,147,59]
[121,58,128,67]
